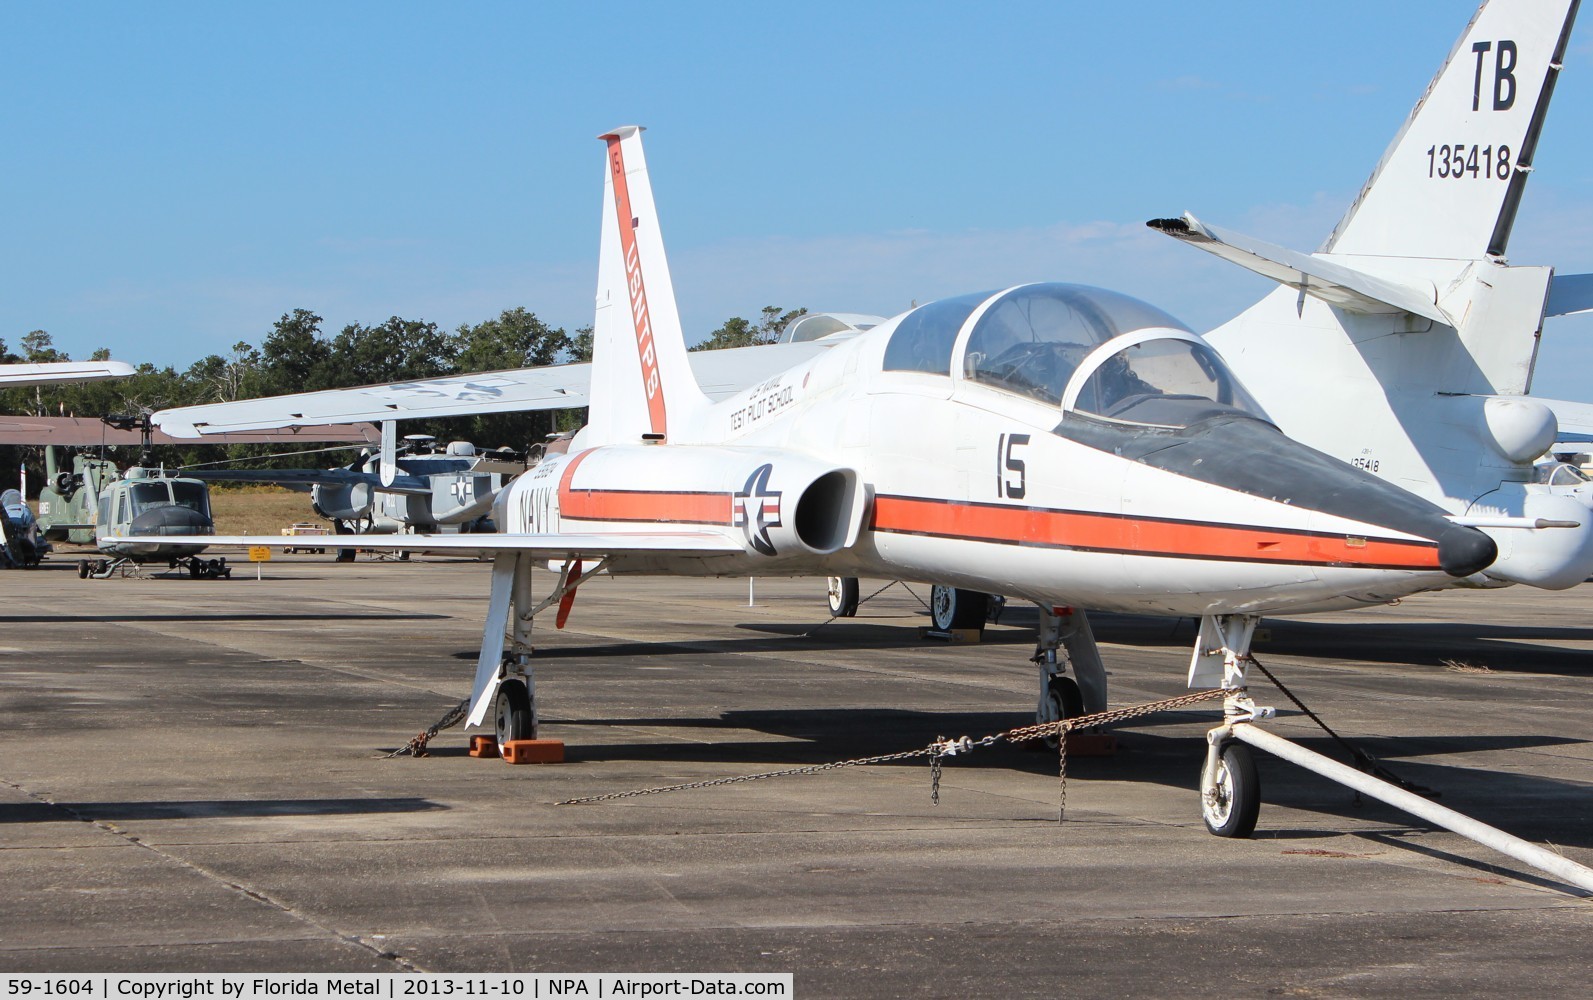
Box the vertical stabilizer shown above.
[1199,0,1583,515]
[1324,0,1578,260]
[581,126,709,447]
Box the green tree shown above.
[259,309,333,394]
[567,325,594,363]
[443,309,579,453]
[20,330,68,363]
[691,306,805,351]
[186,341,263,404]
[329,316,453,385]
[453,307,571,373]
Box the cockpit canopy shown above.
[881,282,1267,428]
[126,480,211,520]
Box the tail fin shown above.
[581,125,709,447]
[1324,0,1578,260]
[1180,0,1583,514]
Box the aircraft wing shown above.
[0,416,378,447]
[151,341,835,437]
[113,531,743,558]
[0,361,136,387]
[1546,273,1593,318]
[1147,213,1453,325]
[187,467,434,494]
[1537,397,1593,444]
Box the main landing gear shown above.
[1023,606,1268,836]
[494,677,535,746]
[468,553,606,758]
[1031,606,1109,748]
[183,556,231,579]
[930,585,988,632]
[826,576,860,617]
[77,555,231,580]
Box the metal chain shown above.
[383,697,470,758]
[1057,720,1068,823]
[557,743,951,805]
[804,580,929,637]
[1002,687,1229,743]
[558,688,1229,807]
[1245,653,1432,796]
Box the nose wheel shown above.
[1201,741,1260,838]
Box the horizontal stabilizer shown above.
[1546,272,1593,317]
[1537,396,1593,443]
[152,342,833,438]
[1148,214,1452,325]
[107,531,744,558]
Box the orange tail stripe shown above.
[605,135,668,437]
[872,496,1440,570]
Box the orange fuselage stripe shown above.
[558,452,731,525]
[560,488,732,525]
[871,495,1440,570]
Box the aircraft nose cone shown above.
[1438,524,1497,577]
[129,505,213,536]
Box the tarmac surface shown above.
[1,554,1590,995]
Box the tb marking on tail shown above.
[1470,39,1517,111]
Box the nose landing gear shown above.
[1191,614,1272,838]
[1200,740,1260,838]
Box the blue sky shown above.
[4,2,1592,397]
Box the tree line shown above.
[1,304,803,493]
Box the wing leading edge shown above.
[107,531,744,558]
[152,342,836,438]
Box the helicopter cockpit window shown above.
[128,482,172,516]
[962,284,1190,405]
[1540,463,1591,487]
[1070,337,1267,428]
[171,482,211,515]
[882,291,992,375]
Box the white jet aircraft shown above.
[1150,0,1593,589]
[0,360,135,386]
[149,125,1516,841]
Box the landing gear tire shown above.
[77,560,90,579]
[827,577,859,617]
[494,679,535,753]
[1202,742,1260,838]
[188,560,201,579]
[930,585,988,631]
[1037,675,1084,750]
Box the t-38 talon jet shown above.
[148,124,1515,843]
[1151,0,1593,590]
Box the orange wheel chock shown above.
[501,739,565,764]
